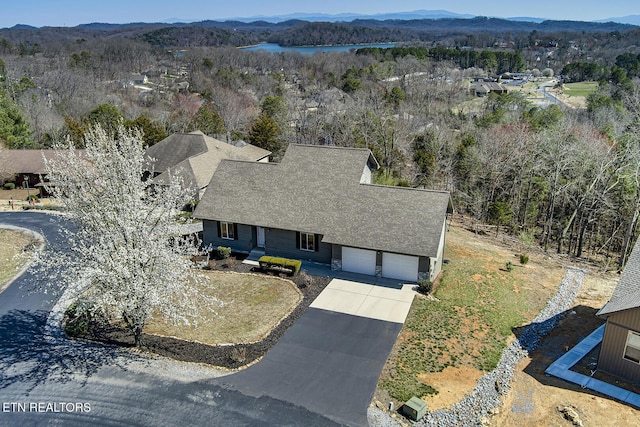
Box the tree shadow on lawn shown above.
[0,309,142,393]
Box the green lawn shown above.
[563,81,598,97]
[378,225,564,403]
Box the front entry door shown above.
[256,226,266,248]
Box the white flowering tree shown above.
[44,125,218,346]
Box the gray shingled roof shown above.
[598,241,640,317]
[146,131,271,191]
[194,144,452,258]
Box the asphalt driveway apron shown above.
[216,279,416,426]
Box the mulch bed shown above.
[71,254,331,369]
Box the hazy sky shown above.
[2,0,639,28]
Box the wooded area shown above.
[1,18,640,269]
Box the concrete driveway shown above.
[310,278,416,323]
[217,278,417,426]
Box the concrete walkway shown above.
[545,324,640,408]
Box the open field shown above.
[0,229,38,291]
[375,222,565,409]
[562,81,599,97]
[144,271,303,345]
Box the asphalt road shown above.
[0,212,403,427]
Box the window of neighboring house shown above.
[624,330,640,364]
[220,222,235,240]
[300,232,315,251]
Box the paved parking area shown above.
[310,278,416,323]
[217,277,417,426]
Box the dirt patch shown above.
[418,365,485,410]
[491,269,640,427]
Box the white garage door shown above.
[342,247,377,276]
[382,252,419,282]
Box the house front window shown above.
[300,232,315,251]
[624,331,640,364]
[220,222,234,240]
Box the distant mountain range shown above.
[160,9,640,26]
[598,15,640,26]
[163,10,473,24]
[6,9,639,32]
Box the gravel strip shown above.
[369,267,585,427]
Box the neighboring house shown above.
[144,131,271,199]
[129,73,148,85]
[470,81,508,97]
[597,241,640,384]
[0,149,86,196]
[193,144,453,283]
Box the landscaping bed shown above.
[66,254,331,369]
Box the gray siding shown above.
[332,245,342,259]
[202,220,254,253]
[265,228,332,264]
[419,257,430,275]
[598,309,640,383]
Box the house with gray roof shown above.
[193,144,453,283]
[597,241,640,383]
[144,131,270,199]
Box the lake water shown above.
[239,42,397,54]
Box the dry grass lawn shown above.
[144,271,303,345]
[0,229,37,291]
[376,222,566,409]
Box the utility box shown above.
[402,396,427,421]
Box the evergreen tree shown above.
[247,113,282,157]
[191,103,225,136]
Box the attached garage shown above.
[382,252,419,282]
[342,247,377,276]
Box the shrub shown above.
[63,298,94,337]
[3,182,15,190]
[519,253,529,265]
[230,346,247,363]
[26,194,38,201]
[217,246,232,259]
[417,280,433,295]
[258,255,301,275]
[297,270,314,288]
[506,261,513,272]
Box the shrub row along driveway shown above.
[0,212,413,426]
